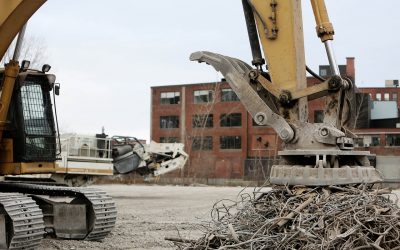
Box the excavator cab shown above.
[1,66,58,163]
[0,64,59,175]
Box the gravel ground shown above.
[40,184,257,250]
[39,184,400,250]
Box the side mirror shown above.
[54,83,60,96]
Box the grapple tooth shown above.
[190,51,253,81]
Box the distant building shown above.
[150,57,400,181]
[354,85,400,156]
[151,80,266,180]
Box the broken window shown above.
[194,90,214,103]
[192,114,213,128]
[192,136,213,150]
[221,89,239,102]
[220,136,241,149]
[386,134,400,146]
[220,113,242,127]
[160,137,180,143]
[160,92,180,104]
[160,116,179,129]
[314,110,324,123]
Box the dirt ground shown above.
[40,184,259,250]
[40,184,400,250]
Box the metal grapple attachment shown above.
[190,51,382,186]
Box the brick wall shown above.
[151,82,277,179]
[151,58,400,180]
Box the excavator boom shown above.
[0,0,45,60]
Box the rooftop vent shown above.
[385,80,399,87]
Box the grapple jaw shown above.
[190,51,295,143]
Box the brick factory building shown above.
[150,58,400,182]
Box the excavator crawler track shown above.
[80,189,117,241]
[0,182,117,242]
[0,193,45,250]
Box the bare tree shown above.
[352,93,369,130]
[185,83,221,180]
[1,34,48,69]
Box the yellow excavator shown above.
[0,2,117,248]
[0,1,188,249]
[191,0,382,186]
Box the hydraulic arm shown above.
[191,0,382,186]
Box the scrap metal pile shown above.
[170,185,400,249]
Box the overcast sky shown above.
[22,0,400,141]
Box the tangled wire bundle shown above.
[169,185,400,249]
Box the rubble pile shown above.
[171,185,400,249]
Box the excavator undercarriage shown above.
[0,182,117,249]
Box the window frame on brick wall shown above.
[220,113,242,127]
[393,93,398,101]
[376,93,381,101]
[221,88,239,102]
[160,91,180,104]
[194,90,214,103]
[220,135,241,149]
[371,135,381,146]
[192,114,213,128]
[160,116,179,129]
[192,136,213,150]
[320,68,328,77]
[314,110,324,123]
[354,135,380,147]
[384,93,390,101]
[386,134,400,146]
[160,137,180,143]
[354,137,364,147]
